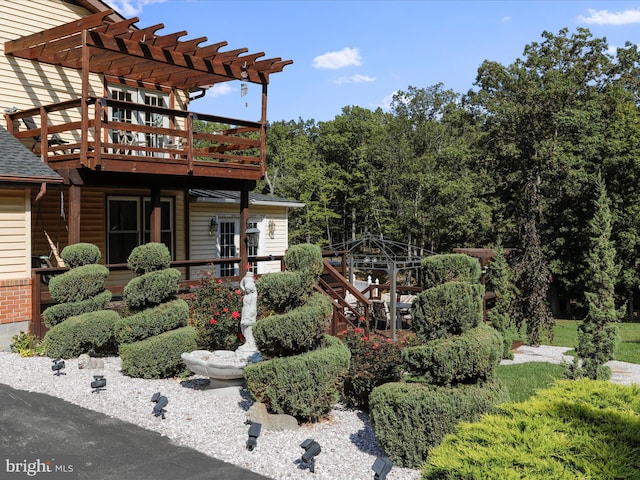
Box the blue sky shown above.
[105,1,640,123]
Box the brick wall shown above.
[0,278,32,325]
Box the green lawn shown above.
[496,362,566,403]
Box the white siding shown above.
[0,189,30,279]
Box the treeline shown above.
[258,28,640,319]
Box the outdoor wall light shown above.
[245,226,260,248]
[208,217,218,236]
[51,358,65,376]
[91,375,106,393]
[372,456,393,480]
[246,422,261,451]
[151,392,168,419]
[300,439,321,473]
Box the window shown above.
[247,220,259,274]
[107,196,174,264]
[218,220,237,277]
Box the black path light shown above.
[51,358,65,376]
[372,456,393,480]
[90,375,106,393]
[246,422,261,451]
[300,439,321,473]
[151,392,168,419]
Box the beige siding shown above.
[0,189,30,279]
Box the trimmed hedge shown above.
[48,264,109,303]
[412,282,484,341]
[402,323,503,385]
[43,309,119,359]
[244,335,351,422]
[369,379,509,468]
[60,242,101,269]
[114,299,188,344]
[253,293,332,358]
[43,290,112,328]
[256,271,309,314]
[127,242,171,275]
[284,243,323,278]
[123,268,181,310]
[422,253,481,289]
[119,326,198,379]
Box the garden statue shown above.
[182,270,262,381]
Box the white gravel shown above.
[1,346,638,480]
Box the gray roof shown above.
[189,189,304,208]
[0,125,62,183]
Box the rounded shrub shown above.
[422,253,481,289]
[284,243,323,278]
[253,293,332,358]
[127,242,171,275]
[244,335,351,422]
[256,271,309,313]
[123,268,181,310]
[48,264,109,303]
[114,299,189,344]
[119,326,198,379]
[402,323,503,385]
[60,242,101,269]
[411,282,484,341]
[43,290,112,328]
[43,309,120,359]
[369,379,509,468]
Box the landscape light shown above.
[372,456,393,480]
[300,439,321,473]
[246,422,261,451]
[90,375,106,393]
[151,392,168,419]
[51,358,65,376]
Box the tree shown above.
[513,177,554,346]
[571,176,620,380]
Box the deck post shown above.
[240,187,249,274]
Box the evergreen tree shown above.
[514,177,554,346]
[572,176,620,380]
[486,244,518,359]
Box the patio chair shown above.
[22,116,69,153]
[371,300,390,331]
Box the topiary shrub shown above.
[341,327,403,410]
[48,264,109,303]
[43,290,112,328]
[253,293,332,358]
[119,326,197,379]
[284,243,323,279]
[256,271,309,314]
[369,379,509,468]
[244,335,350,422]
[114,299,188,344]
[401,323,503,385]
[122,268,181,311]
[127,242,171,275]
[422,253,481,289]
[60,242,102,269]
[43,310,120,359]
[411,282,484,341]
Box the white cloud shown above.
[501,16,511,23]
[207,83,234,97]
[105,0,166,17]
[313,47,362,69]
[380,91,398,111]
[333,74,376,85]
[578,8,640,25]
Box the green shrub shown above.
[253,293,332,358]
[422,253,481,289]
[127,242,171,275]
[256,271,309,313]
[114,299,188,344]
[43,309,120,359]
[412,282,484,341]
[10,331,44,357]
[341,327,403,410]
[119,326,198,379]
[244,335,351,422]
[369,379,509,468]
[123,268,181,310]
[402,323,503,385]
[186,275,243,351]
[43,290,112,328]
[284,243,323,278]
[423,380,640,479]
[48,264,109,303]
[60,242,101,268]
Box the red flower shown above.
[235,289,241,295]
[385,338,392,343]
[231,311,240,319]
[363,336,369,341]
[341,330,349,335]
[245,263,251,270]
[359,316,365,322]
[354,327,363,333]
[238,333,245,341]
[223,308,229,313]
[209,318,217,325]
[189,284,194,289]
[217,279,223,284]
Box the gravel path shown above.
[0,347,638,480]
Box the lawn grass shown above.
[496,362,566,403]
